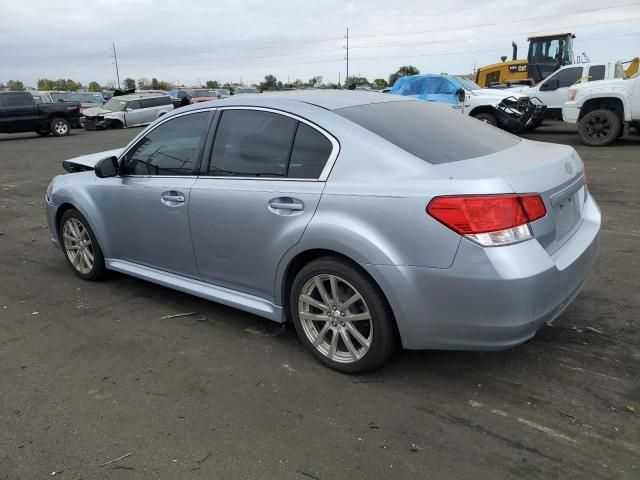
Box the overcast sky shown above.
[1,0,639,88]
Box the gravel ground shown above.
[0,122,638,479]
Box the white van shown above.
[83,94,172,129]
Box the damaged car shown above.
[390,74,545,133]
[83,93,173,130]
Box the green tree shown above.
[372,78,389,89]
[259,74,279,91]
[345,75,369,89]
[7,80,26,91]
[292,79,305,89]
[123,78,136,90]
[388,65,420,87]
[205,80,220,89]
[37,78,56,90]
[87,81,101,92]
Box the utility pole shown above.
[112,42,121,89]
[344,27,349,88]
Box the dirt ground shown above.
[0,122,638,479]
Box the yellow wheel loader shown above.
[476,33,575,87]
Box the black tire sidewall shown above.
[579,110,621,147]
[50,117,70,137]
[58,209,105,281]
[289,257,396,374]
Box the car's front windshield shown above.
[453,76,482,91]
[103,98,127,111]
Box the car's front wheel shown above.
[290,257,396,373]
[578,109,621,146]
[59,209,105,280]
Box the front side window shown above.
[209,110,296,177]
[121,112,209,176]
[127,101,141,110]
[547,67,583,88]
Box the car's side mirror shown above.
[540,78,559,91]
[95,156,119,178]
[456,88,466,102]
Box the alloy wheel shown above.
[62,218,94,274]
[54,121,68,135]
[585,115,611,139]
[298,274,373,364]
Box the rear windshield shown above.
[335,100,520,164]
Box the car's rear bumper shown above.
[364,194,601,350]
[563,103,580,123]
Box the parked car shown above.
[169,89,192,108]
[82,94,172,129]
[214,88,231,98]
[0,91,80,136]
[563,71,640,146]
[190,89,221,103]
[235,86,259,94]
[45,91,600,373]
[390,74,545,132]
[509,62,624,122]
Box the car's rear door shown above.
[189,107,337,301]
[94,109,215,276]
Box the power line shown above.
[348,15,640,50]
[349,1,640,40]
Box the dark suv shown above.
[169,89,191,108]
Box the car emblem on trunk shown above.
[564,161,573,175]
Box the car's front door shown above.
[189,108,337,301]
[123,100,146,126]
[537,66,584,109]
[94,110,214,277]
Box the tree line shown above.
[1,66,420,93]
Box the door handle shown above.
[161,192,185,203]
[269,198,304,211]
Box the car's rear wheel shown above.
[472,112,498,126]
[290,257,396,373]
[578,109,621,147]
[59,209,105,281]
[50,117,70,137]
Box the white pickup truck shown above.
[562,71,640,146]
[510,62,624,121]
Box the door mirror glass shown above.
[456,88,466,102]
[95,156,119,178]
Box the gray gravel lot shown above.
[0,123,638,479]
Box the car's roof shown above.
[177,90,412,113]
[109,93,168,101]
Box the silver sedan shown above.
[44,91,601,373]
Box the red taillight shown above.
[426,194,546,246]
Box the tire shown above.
[472,112,498,126]
[50,117,70,137]
[36,131,50,136]
[578,109,621,147]
[58,209,105,281]
[289,256,397,373]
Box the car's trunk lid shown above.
[434,139,587,254]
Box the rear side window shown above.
[288,124,333,178]
[0,93,32,107]
[588,65,605,81]
[209,110,297,177]
[335,101,520,164]
[121,112,209,175]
